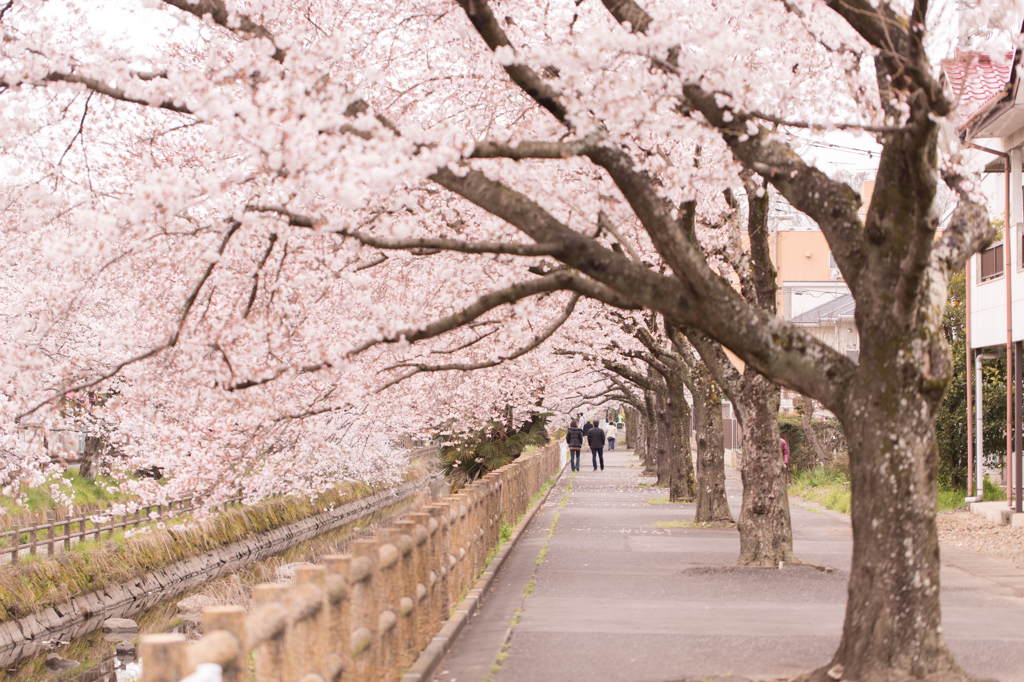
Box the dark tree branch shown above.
[682,326,745,408]
[162,0,287,63]
[374,293,580,391]
[57,92,92,167]
[453,0,569,125]
[353,253,389,272]
[228,271,606,391]
[0,72,198,115]
[17,220,243,420]
[243,233,278,319]
[431,328,498,355]
[349,233,565,257]
[744,177,777,314]
[471,138,600,159]
[596,0,868,289]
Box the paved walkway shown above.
[430,449,1024,682]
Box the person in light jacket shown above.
[604,420,616,450]
[565,420,584,472]
[587,420,606,471]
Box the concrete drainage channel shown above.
[0,475,445,670]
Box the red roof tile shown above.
[942,49,1014,127]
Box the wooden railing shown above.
[138,444,560,682]
[0,497,242,565]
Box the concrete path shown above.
[429,449,1024,682]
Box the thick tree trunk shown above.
[801,394,830,467]
[624,407,637,450]
[654,390,672,486]
[692,369,733,524]
[735,370,795,567]
[642,389,659,476]
[801,346,960,682]
[665,372,695,502]
[79,436,103,480]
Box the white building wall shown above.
[969,226,1024,349]
[969,144,1024,349]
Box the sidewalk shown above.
[429,449,1024,682]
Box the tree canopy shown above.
[0,2,1012,678]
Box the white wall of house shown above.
[798,318,860,358]
[969,145,1024,350]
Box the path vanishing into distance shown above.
[430,449,1024,682]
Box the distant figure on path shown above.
[582,420,594,438]
[565,419,584,472]
[587,421,606,470]
[605,419,616,450]
[780,438,790,483]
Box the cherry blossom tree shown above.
[0,0,1010,679]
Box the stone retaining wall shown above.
[0,475,444,668]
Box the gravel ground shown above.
[938,510,1024,569]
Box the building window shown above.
[980,242,1004,282]
[828,252,837,269]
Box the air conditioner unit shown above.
[830,268,843,281]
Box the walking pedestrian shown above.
[780,437,790,484]
[587,421,606,470]
[604,419,616,450]
[565,419,584,472]
[582,420,594,438]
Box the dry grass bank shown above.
[0,458,434,623]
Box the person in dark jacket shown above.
[582,420,593,438]
[565,420,584,472]
[587,421,606,471]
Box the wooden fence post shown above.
[349,539,378,682]
[396,520,422,658]
[382,526,415,670]
[449,500,464,611]
[426,504,450,623]
[252,584,290,682]
[196,606,247,682]
[471,486,484,579]
[407,513,434,646]
[377,538,401,682]
[292,565,327,681]
[322,555,352,682]
[444,496,461,605]
[141,633,187,682]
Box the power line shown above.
[782,130,882,159]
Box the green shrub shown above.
[437,412,550,492]
[983,477,1005,501]
[792,467,970,515]
[777,415,847,473]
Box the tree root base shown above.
[789,662,997,682]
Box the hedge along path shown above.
[0,472,446,667]
[139,442,562,682]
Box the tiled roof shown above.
[942,50,1014,127]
